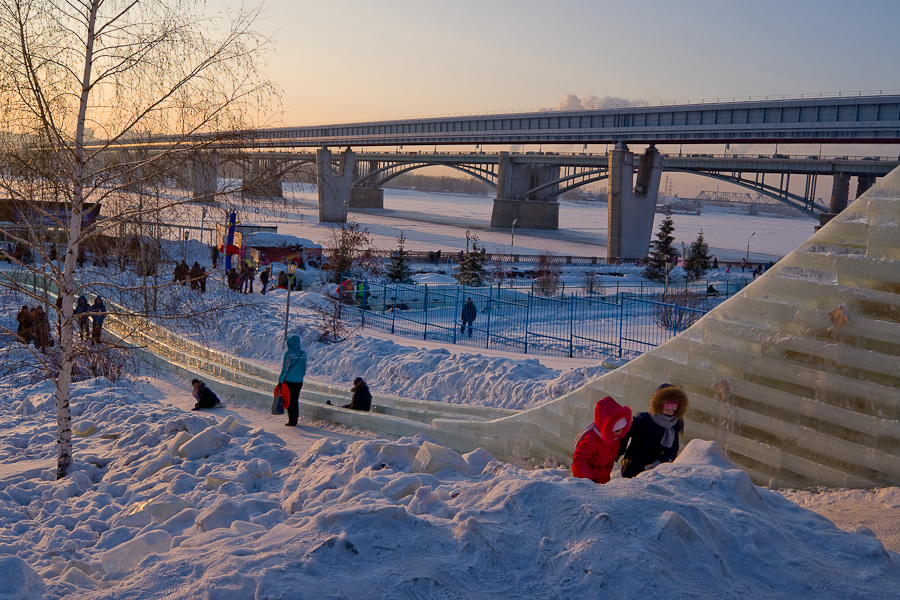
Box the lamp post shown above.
[746,232,756,264]
[511,219,518,247]
[465,229,470,252]
[283,261,298,347]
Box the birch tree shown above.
[0,0,276,478]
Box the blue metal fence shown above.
[336,279,742,360]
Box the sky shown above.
[242,0,900,126]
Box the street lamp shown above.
[746,232,756,264]
[283,261,298,347]
[511,219,518,247]
[465,229,470,252]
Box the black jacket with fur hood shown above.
[618,385,689,478]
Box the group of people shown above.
[173,260,209,292]
[572,383,689,484]
[70,295,107,344]
[16,294,107,352]
[15,305,53,352]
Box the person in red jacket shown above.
[572,396,632,484]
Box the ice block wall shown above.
[430,167,900,489]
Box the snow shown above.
[242,231,320,249]
[1,188,898,598]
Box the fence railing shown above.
[335,278,742,359]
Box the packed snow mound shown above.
[1,380,897,599]
[243,232,320,249]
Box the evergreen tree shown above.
[643,210,679,282]
[683,230,712,281]
[386,231,413,283]
[454,237,489,287]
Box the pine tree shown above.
[386,231,413,283]
[643,210,679,282]
[454,237,489,287]
[683,230,711,282]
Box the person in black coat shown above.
[342,377,372,411]
[618,383,689,478]
[460,297,477,337]
[191,379,221,410]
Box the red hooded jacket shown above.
[572,396,632,484]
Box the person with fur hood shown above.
[618,383,689,478]
[572,396,632,484]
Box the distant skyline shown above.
[248,0,900,126]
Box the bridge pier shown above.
[489,153,560,229]
[317,148,356,223]
[607,144,663,260]
[818,172,851,228]
[242,156,283,198]
[192,151,219,202]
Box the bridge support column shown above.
[317,148,356,223]
[607,144,662,260]
[242,156,283,198]
[856,175,875,198]
[350,187,384,208]
[192,151,219,202]
[490,153,560,229]
[818,172,851,228]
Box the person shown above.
[173,260,189,286]
[210,244,220,269]
[16,304,32,344]
[618,384,689,479]
[342,377,372,411]
[706,284,719,297]
[712,256,718,270]
[90,296,106,345]
[74,295,91,340]
[189,262,202,291]
[199,267,208,293]
[33,306,52,353]
[259,266,271,295]
[572,396,632,484]
[460,297,477,338]
[191,378,221,410]
[276,270,288,290]
[740,257,746,272]
[279,334,307,427]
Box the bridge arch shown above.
[354,161,498,189]
[666,169,828,216]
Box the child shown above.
[619,383,689,478]
[572,396,632,484]
[191,379,221,410]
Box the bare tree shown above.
[0,0,276,478]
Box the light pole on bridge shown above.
[511,219,518,247]
[746,232,756,264]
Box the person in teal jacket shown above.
[279,335,307,426]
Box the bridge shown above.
[107,94,900,260]
[168,93,900,148]
[222,150,898,219]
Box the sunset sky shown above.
[251,0,900,126]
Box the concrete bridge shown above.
[101,94,900,259]
[217,149,898,257]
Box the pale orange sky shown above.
[245,0,900,126]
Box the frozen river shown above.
[205,183,820,263]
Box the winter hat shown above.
[351,377,366,391]
[650,384,689,419]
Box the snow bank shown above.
[0,377,897,599]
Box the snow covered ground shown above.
[1,190,898,598]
